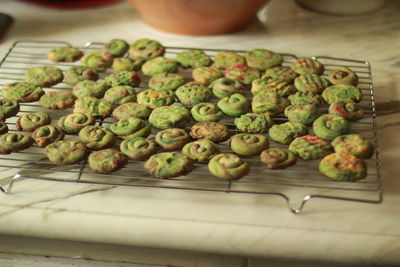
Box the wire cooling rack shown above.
[0,40,382,213]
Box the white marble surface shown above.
[0,0,400,264]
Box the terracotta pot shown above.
[127,0,270,35]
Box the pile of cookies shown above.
[0,38,374,182]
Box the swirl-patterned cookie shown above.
[155,128,191,150]
[319,153,367,181]
[0,99,19,121]
[109,117,151,139]
[1,82,44,103]
[284,104,322,126]
[190,122,230,143]
[327,67,358,86]
[175,81,213,107]
[88,149,128,173]
[208,153,249,180]
[331,134,374,159]
[234,113,273,133]
[0,121,8,135]
[32,125,65,148]
[217,93,249,117]
[120,137,158,160]
[313,114,350,141]
[230,133,269,156]
[112,102,152,120]
[58,112,95,134]
[39,91,76,110]
[25,66,63,87]
[0,133,33,154]
[210,78,245,99]
[244,49,283,70]
[289,135,332,160]
[260,147,297,169]
[191,103,223,122]
[79,125,116,150]
[144,152,193,179]
[149,105,191,129]
[45,140,87,165]
[182,139,220,163]
[16,112,51,132]
[328,101,364,121]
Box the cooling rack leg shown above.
[286,195,312,214]
[0,174,23,194]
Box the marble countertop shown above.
[0,0,399,264]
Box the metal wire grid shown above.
[0,40,382,213]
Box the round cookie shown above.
[149,73,185,91]
[191,102,223,122]
[322,84,363,104]
[260,147,297,169]
[128,38,165,61]
[81,51,113,72]
[288,91,323,106]
[105,70,141,87]
[289,135,332,160]
[120,137,158,161]
[112,57,143,72]
[192,66,223,86]
[244,48,283,71]
[213,51,246,69]
[47,47,83,62]
[25,66,63,87]
[208,153,249,180]
[39,91,76,110]
[144,152,193,179]
[58,112,95,134]
[251,78,295,97]
[217,93,249,117]
[63,66,99,86]
[109,117,151,139]
[263,67,298,83]
[32,125,65,148]
[294,74,330,94]
[190,122,230,143]
[102,39,129,57]
[319,153,367,181]
[79,125,116,150]
[16,112,51,132]
[103,85,137,105]
[141,57,178,76]
[0,133,33,154]
[73,97,113,118]
[327,67,358,86]
[0,99,19,121]
[210,77,245,99]
[73,80,108,99]
[0,121,8,134]
[290,57,324,75]
[155,128,191,150]
[176,50,212,68]
[45,140,87,165]
[251,90,289,115]
[284,104,322,126]
[331,134,374,159]
[182,139,220,163]
[112,102,152,120]
[137,89,175,109]
[328,101,364,121]
[88,149,128,173]
[1,82,44,103]
[175,81,213,107]
[230,133,269,156]
[234,113,273,133]
[269,121,308,145]
[225,64,260,85]
[148,105,191,129]
[313,114,350,141]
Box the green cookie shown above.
[208,153,249,180]
[0,133,33,154]
[103,85,137,105]
[260,147,297,169]
[289,135,332,160]
[128,38,165,61]
[32,125,65,148]
[210,78,245,99]
[190,122,230,143]
[73,80,109,99]
[175,81,213,107]
[45,140,87,165]
[251,90,289,115]
[112,102,152,120]
[39,91,76,110]
[102,39,129,57]
[234,113,273,133]
[47,46,83,62]
[25,66,63,87]
[176,50,212,68]
[269,121,308,145]
[217,93,249,117]
[74,97,113,118]
[191,102,223,122]
[79,125,116,150]
[290,57,324,75]
[0,99,19,121]
[88,149,128,173]
[155,128,191,150]
[81,51,113,72]
[63,66,99,86]
[294,74,330,94]
[0,121,8,135]
[144,152,193,179]
[328,101,364,121]
[58,112,95,134]
[141,57,178,76]
[192,66,223,86]
[284,104,322,126]
[182,139,220,163]
[313,114,350,140]
[263,66,298,83]
[109,117,151,139]
[230,133,269,156]
[149,73,185,91]
[112,57,143,72]
[331,134,374,159]
[251,78,295,97]
[120,137,158,161]
[327,67,358,86]
[244,48,283,71]
[319,153,367,181]
[1,82,44,103]
[137,89,175,109]
[288,91,323,106]
[225,64,260,85]
[213,51,246,69]
[149,105,191,129]
[105,70,141,87]
[16,112,51,132]
[322,84,362,104]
